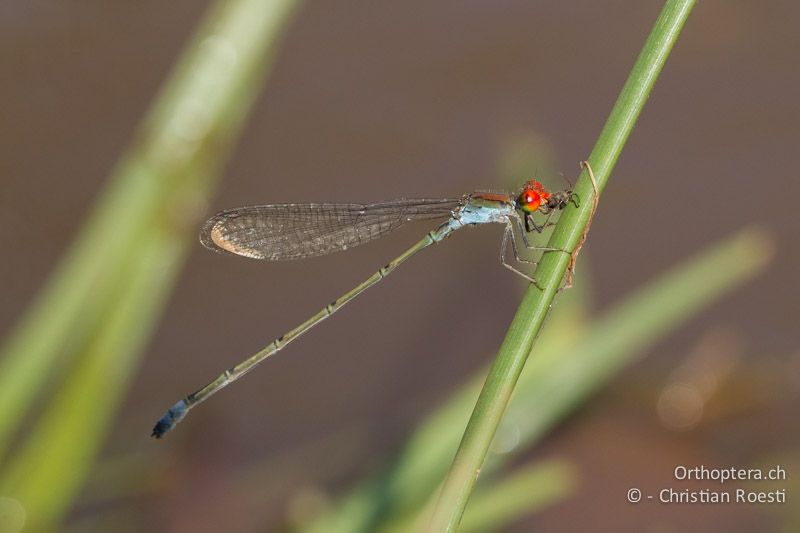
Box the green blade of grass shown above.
[0,0,301,526]
[496,229,775,448]
[299,290,587,533]
[372,289,587,524]
[0,0,300,460]
[423,2,700,529]
[456,460,578,533]
[385,460,578,533]
[303,226,770,532]
[0,229,182,526]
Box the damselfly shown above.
[152,179,577,438]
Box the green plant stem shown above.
[427,1,696,530]
[301,225,770,533]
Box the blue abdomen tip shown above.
[151,400,188,438]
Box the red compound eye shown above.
[517,187,542,213]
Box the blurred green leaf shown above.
[304,226,772,532]
[384,460,578,533]
[0,0,301,527]
[458,460,577,533]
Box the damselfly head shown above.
[516,180,551,213]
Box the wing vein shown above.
[199,198,460,260]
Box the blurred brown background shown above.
[2,1,798,531]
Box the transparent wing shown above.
[199,198,461,260]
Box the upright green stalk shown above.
[428,1,696,530]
